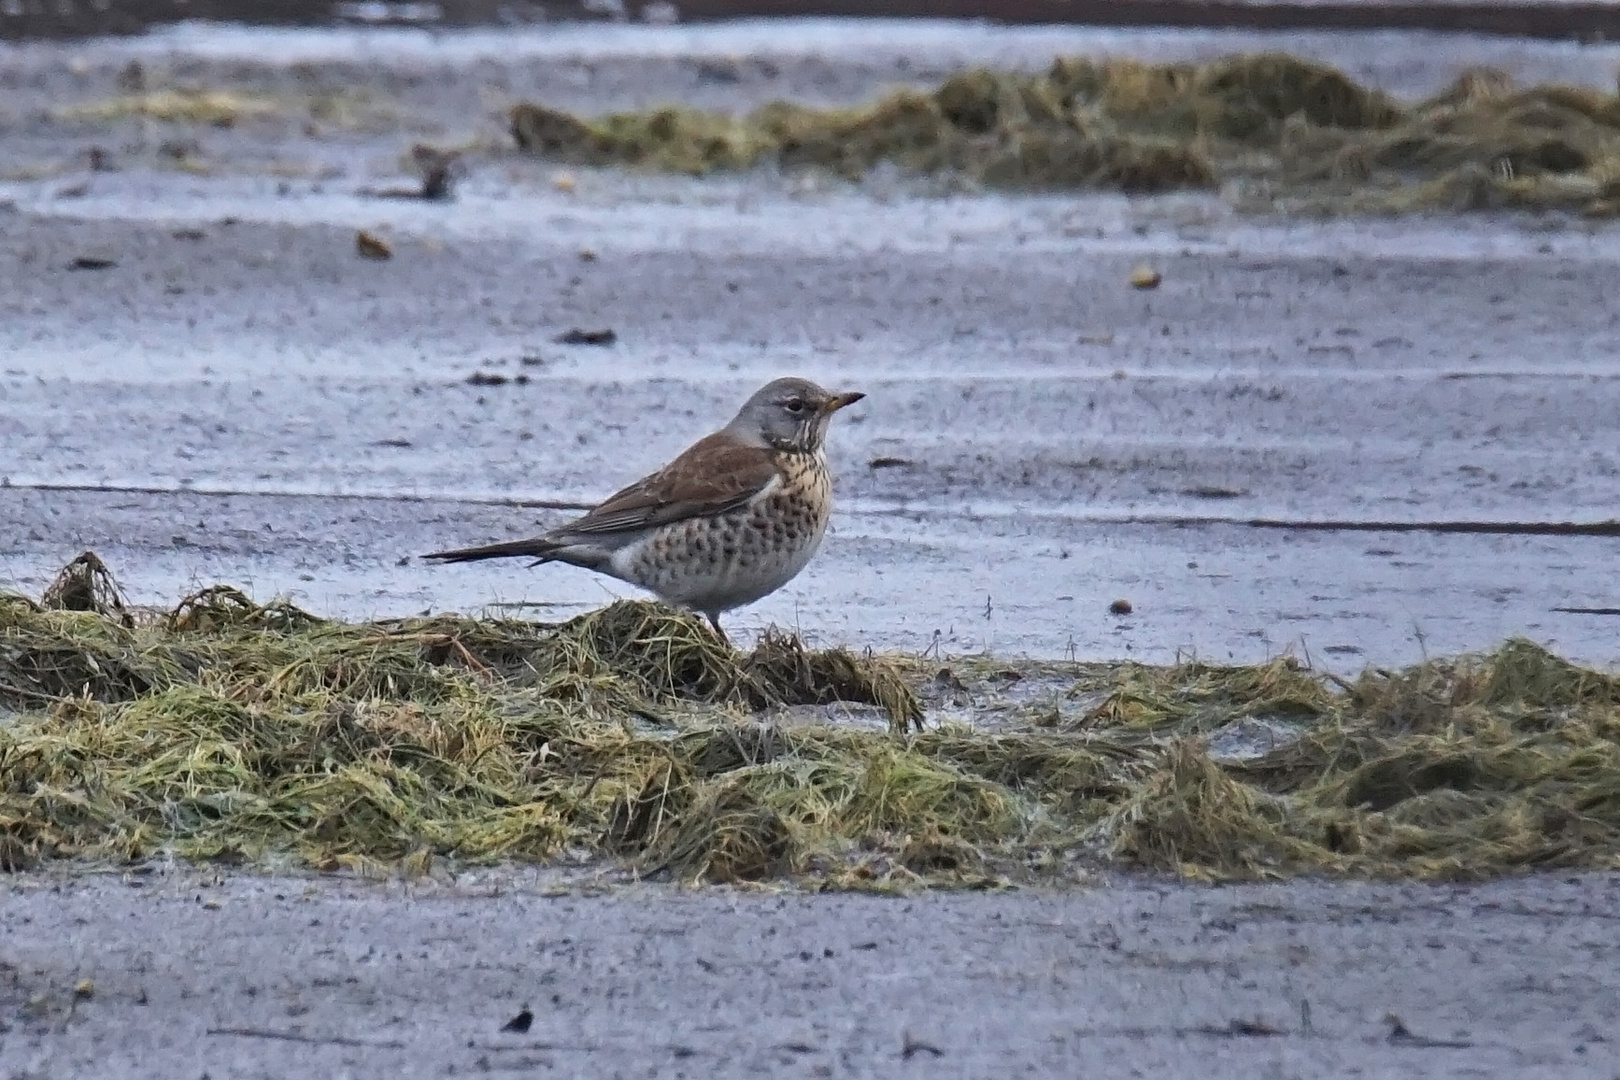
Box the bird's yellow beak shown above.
[822,391,866,413]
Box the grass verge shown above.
[4,554,1619,886]
[511,53,1620,214]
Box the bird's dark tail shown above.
[421,538,560,564]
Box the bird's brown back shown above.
[559,432,781,540]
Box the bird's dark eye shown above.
[784,399,806,414]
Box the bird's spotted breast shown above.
[621,451,833,614]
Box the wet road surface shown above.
[5,867,1620,1079]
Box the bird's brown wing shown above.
[561,433,780,538]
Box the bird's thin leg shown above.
[707,613,730,648]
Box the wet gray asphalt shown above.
[4,867,1619,1080]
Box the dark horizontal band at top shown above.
[5,0,1620,43]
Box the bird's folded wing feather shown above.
[561,434,780,537]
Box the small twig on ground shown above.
[1198,1018,1282,1037]
[0,680,55,703]
[901,1031,943,1059]
[1385,1014,1473,1049]
[446,636,493,674]
[205,1026,406,1048]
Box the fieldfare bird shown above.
[423,377,865,637]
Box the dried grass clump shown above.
[53,89,281,126]
[1105,739,1349,878]
[1281,72,1620,215]
[499,603,921,729]
[511,59,1224,191]
[511,53,1620,213]
[0,560,944,879]
[40,551,132,624]
[511,103,769,175]
[5,555,1620,885]
[1078,655,1332,733]
[0,595,174,705]
[615,741,1018,883]
[1101,640,1620,879]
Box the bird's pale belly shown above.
[611,484,830,616]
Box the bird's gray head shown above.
[725,377,865,453]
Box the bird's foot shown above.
[706,614,731,649]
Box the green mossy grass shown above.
[4,555,1619,886]
[511,53,1620,215]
